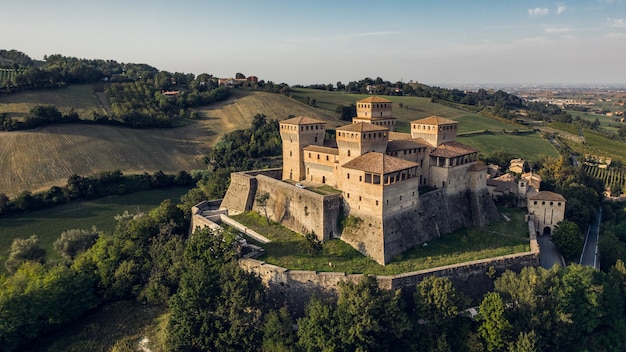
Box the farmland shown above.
[0,86,563,197]
[0,89,334,197]
[583,164,625,193]
[0,84,106,119]
[289,88,523,133]
[459,132,559,160]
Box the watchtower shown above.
[335,123,389,164]
[279,116,326,181]
[410,116,458,147]
[352,96,397,131]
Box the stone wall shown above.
[254,175,343,241]
[220,173,257,214]
[241,230,539,315]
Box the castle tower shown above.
[335,123,389,164]
[352,96,397,131]
[279,116,326,181]
[410,116,458,147]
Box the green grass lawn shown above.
[0,187,190,271]
[460,132,560,161]
[232,207,530,276]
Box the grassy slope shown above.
[233,207,529,276]
[459,133,560,160]
[0,187,190,272]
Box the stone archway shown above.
[543,226,552,236]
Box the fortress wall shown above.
[254,175,343,241]
[240,243,539,315]
[383,178,420,215]
[429,165,449,189]
[444,164,473,194]
[382,188,500,263]
[339,213,385,264]
[220,172,258,214]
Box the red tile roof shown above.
[528,191,566,202]
[386,139,430,152]
[357,96,392,103]
[430,141,478,157]
[303,145,339,155]
[412,116,458,125]
[342,152,418,174]
[281,116,326,125]
[336,122,389,132]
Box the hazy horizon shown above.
[3,0,626,87]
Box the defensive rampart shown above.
[240,229,539,315]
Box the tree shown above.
[414,276,471,351]
[256,192,271,225]
[235,72,246,79]
[5,235,46,273]
[335,276,411,351]
[262,307,297,352]
[166,227,255,351]
[479,292,512,352]
[508,331,538,352]
[53,227,100,261]
[552,220,583,262]
[297,296,340,352]
[415,276,469,327]
[0,193,9,215]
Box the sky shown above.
[2,0,626,87]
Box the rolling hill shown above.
[0,89,336,197]
[0,85,563,197]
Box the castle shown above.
[221,96,500,265]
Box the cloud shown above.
[529,7,550,16]
[607,18,626,28]
[556,3,567,14]
[546,27,572,33]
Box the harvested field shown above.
[0,84,106,119]
[197,90,342,128]
[0,123,217,197]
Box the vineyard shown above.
[583,164,626,192]
[0,68,23,87]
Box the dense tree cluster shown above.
[0,169,194,217]
[599,201,626,270]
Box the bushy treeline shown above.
[599,201,626,271]
[0,105,81,131]
[298,77,526,112]
[4,214,626,352]
[0,199,190,351]
[0,169,194,217]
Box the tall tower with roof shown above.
[352,96,397,131]
[279,116,326,181]
[335,123,389,164]
[410,116,458,147]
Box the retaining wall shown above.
[240,230,539,315]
